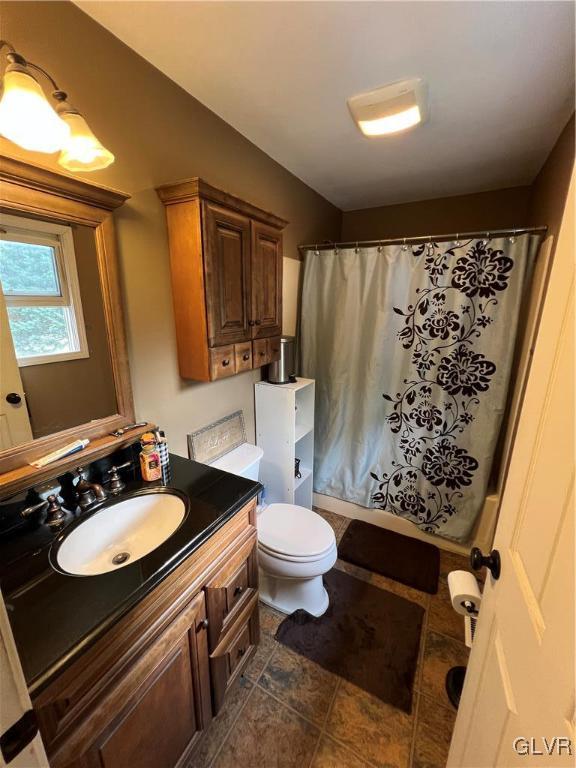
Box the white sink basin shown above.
[54,492,187,576]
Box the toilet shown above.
[210,443,337,617]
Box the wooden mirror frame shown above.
[0,156,138,495]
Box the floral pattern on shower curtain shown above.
[300,234,540,542]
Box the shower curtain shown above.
[300,234,540,542]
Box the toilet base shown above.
[259,569,329,617]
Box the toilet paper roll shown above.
[448,569,482,616]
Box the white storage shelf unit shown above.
[255,377,315,508]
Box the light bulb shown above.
[0,66,70,152]
[57,108,114,172]
[358,105,421,137]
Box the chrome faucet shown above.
[75,466,107,510]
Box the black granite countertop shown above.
[0,454,260,694]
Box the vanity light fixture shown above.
[53,92,115,172]
[0,50,69,152]
[0,40,114,171]
[348,78,428,137]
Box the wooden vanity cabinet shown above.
[157,178,286,381]
[33,500,259,768]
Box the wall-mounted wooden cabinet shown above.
[157,179,287,381]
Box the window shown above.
[0,214,88,366]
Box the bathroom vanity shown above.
[0,157,262,767]
[1,454,261,768]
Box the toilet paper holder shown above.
[460,599,479,615]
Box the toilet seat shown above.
[257,503,335,559]
[258,540,335,563]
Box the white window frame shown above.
[0,213,89,367]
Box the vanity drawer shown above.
[227,624,251,677]
[234,341,252,373]
[210,345,236,379]
[204,533,258,652]
[225,561,249,615]
[209,593,259,713]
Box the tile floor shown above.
[190,510,474,768]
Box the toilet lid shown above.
[258,503,335,558]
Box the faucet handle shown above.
[106,461,132,494]
[20,498,49,519]
[45,494,67,530]
[108,461,132,473]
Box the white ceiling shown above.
[76,1,575,210]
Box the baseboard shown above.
[313,492,481,556]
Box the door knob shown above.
[470,547,501,580]
[6,392,22,405]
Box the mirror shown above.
[0,213,117,446]
[0,155,134,482]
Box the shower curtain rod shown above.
[298,225,548,252]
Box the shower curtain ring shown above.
[378,240,383,253]
[314,244,319,256]
[455,233,461,247]
[402,238,408,251]
[355,242,359,254]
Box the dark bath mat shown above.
[275,568,424,713]
[338,519,440,594]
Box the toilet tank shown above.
[210,443,263,481]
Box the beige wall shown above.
[528,115,575,237]
[1,0,341,456]
[341,185,532,241]
[19,224,117,438]
[340,116,574,244]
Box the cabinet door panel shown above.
[203,203,251,346]
[59,592,211,768]
[251,222,282,339]
[98,639,196,768]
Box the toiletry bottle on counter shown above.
[155,429,171,484]
[139,432,162,481]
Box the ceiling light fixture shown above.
[0,40,114,171]
[348,78,428,137]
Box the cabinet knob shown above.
[242,353,250,361]
[222,359,230,367]
[233,585,244,596]
[248,320,255,327]
[237,648,246,658]
[254,319,261,326]
[196,618,209,632]
[6,392,22,405]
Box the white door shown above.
[448,167,575,766]
[0,592,48,768]
[0,287,32,449]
